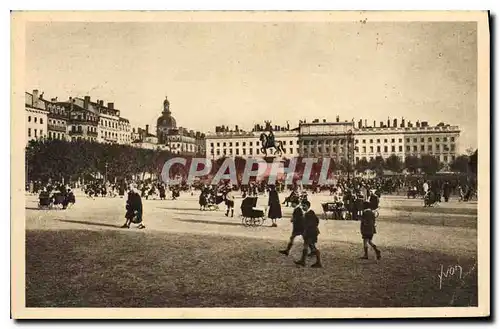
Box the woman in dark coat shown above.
[267,185,282,227]
[121,185,145,229]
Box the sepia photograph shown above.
[10,11,490,319]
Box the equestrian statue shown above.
[259,128,285,157]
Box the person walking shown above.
[267,184,282,227]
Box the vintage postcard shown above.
[11,11,490,319]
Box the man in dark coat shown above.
[294,201,322,268]
[279,202,305,256]
[267,184,282,227]
[121,185,145,229]
[360,201,381,260]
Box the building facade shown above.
[352,117,460,164]
[205,121,299,159]
[46,98,68,141]
[25,90,49,143]
[61,96,99,142]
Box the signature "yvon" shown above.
[438,264,463,290]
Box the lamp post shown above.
[347,129,353,186]
[104,162,108,183]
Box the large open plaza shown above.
[25,191,478,308]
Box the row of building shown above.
[25,90,206,155]
[204,116,461,165]
[25,89,461,165]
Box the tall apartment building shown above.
[46,97,69,141]
[25,90,49,143]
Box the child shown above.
[225,188,235,217]
[294,200,322,268]
[279,201,305,256]
[360,201,381,260]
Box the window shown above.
[421,145,425,151]
[290,141,294,145]
[452,155,456,161]
[283,141,287,146]
[451,137,455,142]
[28,128,31,137]
[428,145,433,151]
[250,142,253,146]
[451,144,455,151]
[34,117,37,123]
[413,138,417,143]
[28,116,31,122]
[210,149,214,155]
[229,149,233,155]
[290,148,293,154]
[384,139,388,143]
[216,150,220,156]
[436,137,440,142]
[406,146,410,152]
[391,138,395,143]
[223,149,227,155]
[242,142,246,146]
[256,149,260,155]
[217,142,220,147]
[406,138,410,143]
[391,146,395,152]
[40,118,44,124]
[384,146,388,152]
[421,138,424,142]
[436,145,440,151]
[223,142,226,147]
[362,139,366,143]
[370,139,373,143]
[34,129,37,137]
[229,142,233,147]
[444,155,448,162]
[377,146,381,152]
[362,146,366,153]
[256,141,260,146]
[377,139,380,143]
[399,138,402,143]
[399,146,403,152]
[413,146,417,152]
[249,149,253,155]
[210,143,214,147]
[48,131,52,139]
[443,137,448,142]
[370,146,374,153]
[242,149,246,155]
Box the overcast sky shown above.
[26,21,477,152]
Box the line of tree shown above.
[354,153,478,175]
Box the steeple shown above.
[163,96,171,115]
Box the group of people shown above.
[37,183,76,210]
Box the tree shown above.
[469,149,478,174]
[420,154,441,175]
[368,156,385,175]
[404,155,421,173]
[450,155,470,173]
[355,158,369,172]
[384,154,403,173]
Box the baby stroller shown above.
[240,196,265,227]
[206,193,225,211]
[424,190,438,207]
[38,191,53,209]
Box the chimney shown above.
[380,121,384,127]
[401,117,405,127]
[416,121,420,128]
[358,119,362,129]
[373,120,376,127]
[99,100,104,106]
[84,96,90,109]
[133,128,135,133]
[235,125,239,132]
[107,102,114,110]
[365,119,367,127]
[408,121,413,128]
[146,125,149,134]
[393,118,397,127]
[336,115,340,123]
[387,118,390,127]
